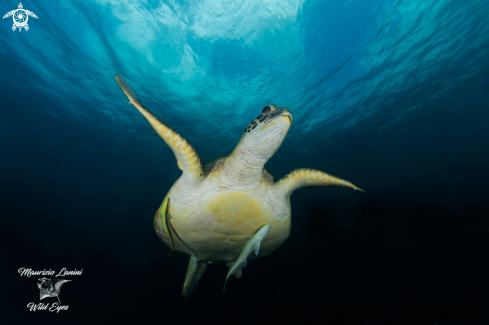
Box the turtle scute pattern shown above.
[170,190,290,261]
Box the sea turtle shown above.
[115,74,363,297]
[2,3,38,32]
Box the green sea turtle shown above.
[115,74,363,297]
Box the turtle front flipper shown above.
[275,169,364,198]
[114,74,203,185]
[182,255,207,297]
[2,10,14,19]
[26,10,38,19]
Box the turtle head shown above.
[238,105,292,161]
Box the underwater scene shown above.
[1,0,489,324]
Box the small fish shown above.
[223,224,269,291]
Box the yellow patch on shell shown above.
[228,191,250,207]
[201,192,265,230]
[187,214,221,233]
[158,189,291,260]
[234,195,264,224]
[202,192,235,227]
[264,208,273,217]
[270,218,280,229]
[230,217,268,236]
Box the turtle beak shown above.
[266,108,292,125]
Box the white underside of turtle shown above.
[115,74,364,297]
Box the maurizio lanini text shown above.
[18,267,83,277]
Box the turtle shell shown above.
[154,184,290,261]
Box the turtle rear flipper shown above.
[182,255,207,297]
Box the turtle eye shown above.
[262,106,272,115]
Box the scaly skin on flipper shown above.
[182,255,207,297]
[115,74,203,186]
[114,75,364,297]
[276,168,364,198]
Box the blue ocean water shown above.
[1,0,489,323]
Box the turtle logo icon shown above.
[37,278,71,304]
[2,3,38,32]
